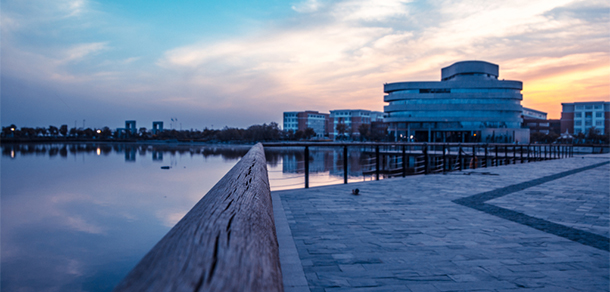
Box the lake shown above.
[1,142,382,292]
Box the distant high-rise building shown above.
[561,101,609,135]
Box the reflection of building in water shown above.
[281,149,334,174]
[152,151,163,161]
[280,148,371,178]
[125,148,136,162]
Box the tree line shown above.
[1,123,283,142]
[1,120,392,143]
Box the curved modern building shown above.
[384,60,529,143]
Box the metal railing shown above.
[263,142,574,189]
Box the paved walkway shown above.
[272,154,610,292]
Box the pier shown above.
[115,143,608,291]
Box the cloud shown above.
[64,42,109,62]
[292,0,322,13]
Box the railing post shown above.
[544,145,547,160]
[304,146,309,188]
[403,145,407,177]
[375,145,380,180]
[512,146,516,164]
[520,146,523,163]
[505,145,509,165]
[424,144,429,174]
[442,144,447,172]
[343,145,348,184]
[458,144,462,171]
[495,145,498,166]
[484,145,488,168]
[527,144,531,162]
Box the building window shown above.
[575,112,582,118]
[594,105,602,109]
[596,112,603,118]
[585,105,592,110]
[575,121,581,126]
[575,128,582,133]
[585,120,592,126]
[539,123,549,127]
[575,105,583,110]
[585,112,592,118]
[596,120,603,126]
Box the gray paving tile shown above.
[273,154,610,291]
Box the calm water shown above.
[1,143,381,292]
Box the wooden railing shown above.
[114,143,283,292]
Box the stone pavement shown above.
[272,154,610,292]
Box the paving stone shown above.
[273,154,610,291]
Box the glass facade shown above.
[383,61,527,143]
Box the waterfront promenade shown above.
[272,154,610,292]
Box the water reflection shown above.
[1,143,380,292]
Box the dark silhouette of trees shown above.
[48,125,59,137]
[358,124,370,141]
[303,127,316,139]
[101,127,112,139]
[336,123,347,140]
[59,125,68,137]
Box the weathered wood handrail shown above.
[114,143,283,292]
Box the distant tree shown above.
[358,124,370,141]
[101,127,112,138]
[294,130,304,140]
[82,128,94,138]
[304,127,316,139]
[139,127,148,139]
[48,125,59,137]
[59,125,68,137]
[22,127,36,138]
[69,128,78,137]
[336,123,347,140]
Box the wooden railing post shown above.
[114,143,283,292]
[304,146,309,188]
[343,145,348,184]
[495,145,498,166]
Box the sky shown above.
[1,0,609,130]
